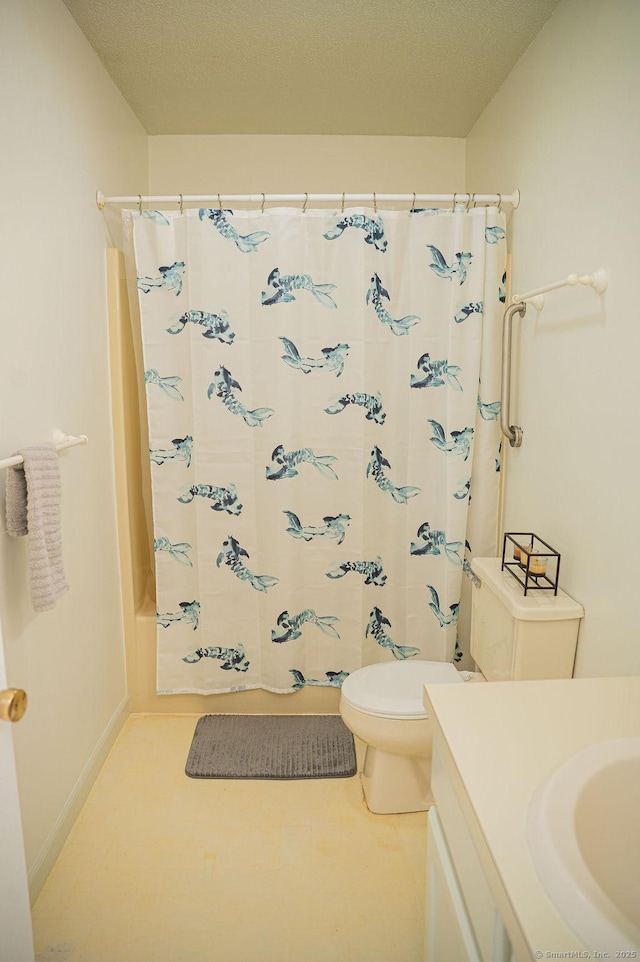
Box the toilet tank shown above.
[470,557,584,681]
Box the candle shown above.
[529,556,547,576]
[513,544,521,562]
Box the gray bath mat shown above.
[185,714,357,779]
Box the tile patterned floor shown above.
[32,714,426,962]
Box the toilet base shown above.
[361,745,433,814]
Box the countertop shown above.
[423,675,640,960]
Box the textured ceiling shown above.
[63,0,560,136]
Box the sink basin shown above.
[528,737,640,952]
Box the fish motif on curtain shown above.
[198,207,271,252]
[167,309,236,343]
[177,483,243,515]
[279,338,349,376]
[326,557,387,586]
[366,274,420,336]
[366,607,420,661]
[410,354,462,391]
[323,213,388,251]
[261,268,337,308]
[127,205,506,694]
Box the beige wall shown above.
[0,0,147,894]
[148,134,466,197]
[467,0,640,677]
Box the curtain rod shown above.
[96,189,520,209]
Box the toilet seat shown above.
[340,660,462,720]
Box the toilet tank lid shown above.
[341,660,462,718]
[472,558,585,621]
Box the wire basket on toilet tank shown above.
[501,533,560,596]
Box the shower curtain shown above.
[125,205,506,694]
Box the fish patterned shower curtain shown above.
[125,205,506,694]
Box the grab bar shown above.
[501,302,527,447]
[500,268,608,448]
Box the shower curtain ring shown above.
[373,192,377,213]
[217,193,223,211]
[465,193,473,212]
[341,192,345,213]
[179,194,184,215]
[302,192,308,213]
[452,192,458,212]
[471,192,477,209]
[496,193,502,212]
[138,194,142,214]
[261,193,266,214]
[410,192,416,212]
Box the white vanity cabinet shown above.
[423,676,640,962]
[425,742,516,962]
[426,807,482,962]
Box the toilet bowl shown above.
[339,660,466,815]
[339,557,584,815]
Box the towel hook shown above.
[302,192,308,213]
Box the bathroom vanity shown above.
[423,675,640,962]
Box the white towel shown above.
[5,442,69,612]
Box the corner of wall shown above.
[28,695,129,903]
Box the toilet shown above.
[339,557,584,814]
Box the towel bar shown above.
[0,433,88,471]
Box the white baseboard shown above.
[28,694,130,904]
